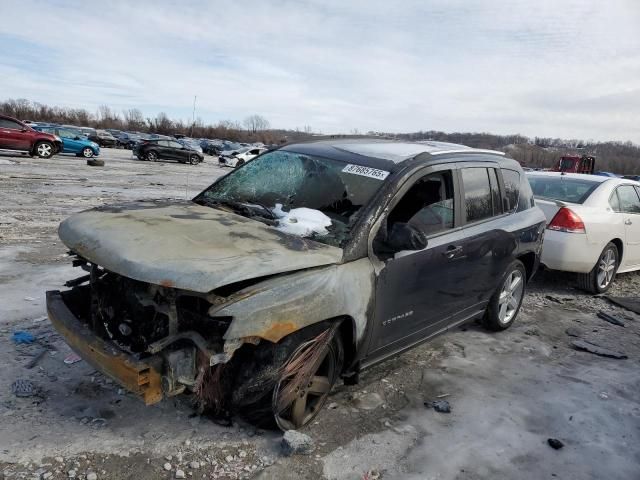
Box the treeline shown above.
[389,130,640,175]
[0,98,293,144]
[2,98,638,174]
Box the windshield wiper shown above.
[248,201,277,220]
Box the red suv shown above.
[0,115,63,158]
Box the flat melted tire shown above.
[228,323,343,430]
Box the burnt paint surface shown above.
[58,201,343,293]
[212,259,375,345]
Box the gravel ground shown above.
[1,148,639,480]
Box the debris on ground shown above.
[11,331,35,344]
[545,295,563,304]
[281,430,314,456]
[175,469,185,478]
[605,296,640,315]
[570,340,628,359]
[25,349,47,369]
[11,379,39,398]
[547,438,564,450]
[424,400,451,413]
[596,311,625,327]
[363,469,381,480]
[64,353,82,365]
[87,159,105,167]
[353,392,384,410]
[565,327,582,338]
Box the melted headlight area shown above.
[62,254,235,397]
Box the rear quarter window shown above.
[501,169,520,213]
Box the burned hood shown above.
[58,200,344,293]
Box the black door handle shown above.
[443,245,463,259]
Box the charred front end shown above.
[47,254,234,405]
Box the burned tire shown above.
[576,242,619,294]
[226,322,343,430]
[86,158,105,167]
[483,260,526,331]
[34,141,54,158]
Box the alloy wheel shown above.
[597,248,616,289]
[273,340,337,430]
[37,143,52,157]
[82,148,93,158]
[498,270,524,325]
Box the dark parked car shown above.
[0,114,63,158]
[134,138,204,164]
[47,139,545,430]
[116,132,143,149]
[89,130,118,148]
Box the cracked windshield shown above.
[195,149,388,246]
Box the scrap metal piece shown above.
[605,296,640,315]
[571,340,628,359]
[597,311,625,327]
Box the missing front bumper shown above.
[46,290,164,405]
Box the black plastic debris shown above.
[606,296,640,315]
[425,399,451,413]
[547,438,564,450]
[11,379,38,397]
[565,327,582,338]
[597,311,625,327]
[571,340,628,359]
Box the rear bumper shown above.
[46,290,164,405]
[541,230,600,273]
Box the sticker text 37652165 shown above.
[342,164,390,180]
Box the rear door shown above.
[0,117,30,150]
[452,164,513,316]
[613,185,640,266]
[168,141,187,161]
[57,129,80,153]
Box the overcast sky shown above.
[1,0,639,142]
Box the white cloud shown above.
[1,0,639,141]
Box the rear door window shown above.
[616,185,640,214]
[502,169,520,213]
[0,118,22,129]
[461,167,495,223]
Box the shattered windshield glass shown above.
[194,150,389,246]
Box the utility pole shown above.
[190,95,197,137]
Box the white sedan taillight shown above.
[547,207,586,234]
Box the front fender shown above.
[212,258,375,345]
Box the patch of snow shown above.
[273,203,332,237]
[0,159,16,165]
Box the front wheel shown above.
[227,324,343,430]
[34,141,54,158]
[483,260,526,331]
[577,242,619,294]
[189,154,200,165]
[82,147,94,158]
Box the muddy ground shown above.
[1,149,639,480]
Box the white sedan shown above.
[527,172,640,293]
[218,147,268,168]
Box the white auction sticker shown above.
[342,164,390,180]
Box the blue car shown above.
[33,126,100,158]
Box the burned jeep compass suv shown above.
[48,139,546,430]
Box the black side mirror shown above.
[386,222,428,252]
[74,136,80,140]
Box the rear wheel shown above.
[34,141,54,158]
[146,150,158,162]
[483,260,526,331]
[82,147,94,158]
[236,159,245,167]
[576,242,619,293]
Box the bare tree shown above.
[243,114,270,134]
[123,108,145,130]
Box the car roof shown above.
[526,171,612,183]
[281,138,506,171]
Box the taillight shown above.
[548,207,585,233]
